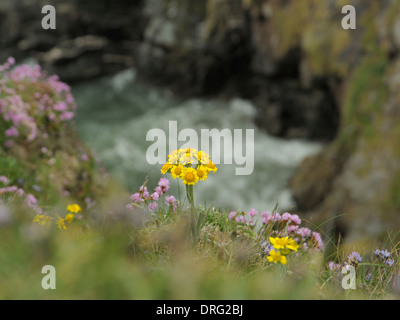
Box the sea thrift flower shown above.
[151,192,159,201]
[229,211,237,220]
[139,185,150,198]
[0,176,9,185]
[297,227,312,238]
[131,193,144,204]
[154,186,163,196]
[165,195,177,212]
[25,194,38,208]
[311,232,324,251]
[158,178,170,193]
[148,202,158,211]
[248,208,258,218]
[328,261,342,272]
[5,127,19,137]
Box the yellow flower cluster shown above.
[267,237,300,265]
[161,149,217,185]
[33,204,82,230]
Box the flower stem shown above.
[186,184,197,243]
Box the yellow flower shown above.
[205,160,217,173]
[286,239,300,252]
[180,153,194,165]
[65,213,74,223]
[267,250,287,265]
[197,151,211,165]
[180,167,199,185]
[171,163,184,179]
[57,217,67,230]
[196,165,208,182]
[180,148,197,157]
[161,163,173,174]
[67,204,81,214]
[269,237,290,250]
[33,214,53,226]
[168,150,180,165]
[33,214,43,224]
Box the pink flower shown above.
[59,111,75,121]
[311,232,324,251]
[25,194,38,207]
[165,195,177,211]
[158,178,170,193]
[5,127,19,137]
[228,211,237,220]
[154,186,163,196]
[290,214,301,225]
[151,192,159,201]
[287,225,299,233]
[248,208,258,218]
[139,186,149,198]
[130,193,143,204]
[0,176,9,185]
[148,202,158,211]
[297,227,312,238]
[281,212,302,225]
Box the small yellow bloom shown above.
[269,237,290,250]
[65,213,74,223]
[171,163,184,179]
[168,150,180,165]
[196,165,208,182]
[181,167,199,185]
[286,239,300,252]
[57,217,67,230]
[161,163,173,174]
[67,204,81,214]
[197,151,211,165]
[205,160,217,173]
[33,214,53,226]
[33,214,43,224]
[267,250,287,265]
[180,154,194,165]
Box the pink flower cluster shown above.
[228,208,324,251]
[0,57,77,146]
[0,175,42,214]
[129,178,178,213]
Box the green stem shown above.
[186,184,196,243]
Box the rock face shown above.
[0,0,144,82]
[282,0,400,241]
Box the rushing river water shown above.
[72,69,322,213]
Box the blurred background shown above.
[1,0,400,241]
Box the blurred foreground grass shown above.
[1,197,398,300]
